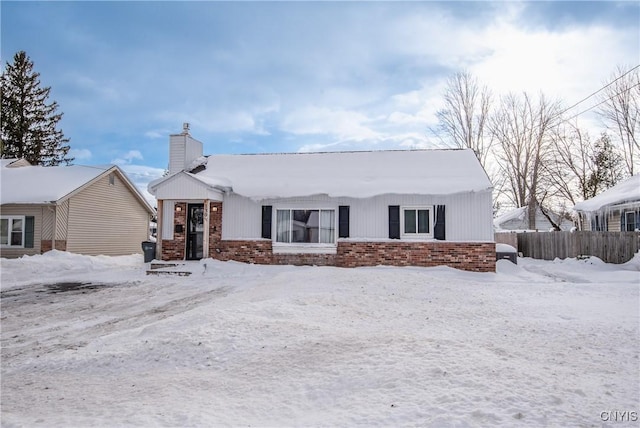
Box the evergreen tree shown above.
[1,51,72,166]
[585,133,623,198]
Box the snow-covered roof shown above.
[573,174,640,213]
[493,206,527,228]
[1,160,154,212]
[1,160,114,204]
[185,149,491,199]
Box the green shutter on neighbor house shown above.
[261,206,272,239]
[389,206,400,239]
[338,206,350,238]
[25,216,35,248]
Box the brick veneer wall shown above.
[161,202,187,261]
[216,240,274,264]
[337,241,495,272]
[273,252,337,266]
[41,240,67,253]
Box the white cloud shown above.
[69,148,92,161]
[112,150,143,165]
[117,164,166,207]
[282,106,380,142]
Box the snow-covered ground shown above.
[1,251,639,427]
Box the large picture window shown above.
[276,209,335,244]
[1,216,25,247]
[401,207,433,238]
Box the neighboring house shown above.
[0,158,155,258]
[148,125,496,272]
[494,205,574,232]
[573,174,640,232]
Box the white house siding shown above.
[169,133,203,174]
[0,205,43,257]
[222,191,494,242]
[154,174,224,201]
[66,173,150,256]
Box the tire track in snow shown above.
[1,284,229,365]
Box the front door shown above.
[186,204,204,260]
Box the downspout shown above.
[156,200,163,260]
[203,199,210,259]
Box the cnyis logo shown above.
[600,410,638,422]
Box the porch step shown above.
[146,269,192,276]
[146,261,194,276]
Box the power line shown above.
[561,80,640,124]
[556,64,640,120]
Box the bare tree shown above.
[434,71,493,167]
[543,124,623,225]
[545,122,596,206]
[596,65,640,176]
[490,92,562,229]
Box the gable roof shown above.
[573,174,640,212]
[157,149,491,199]
[493,205,573,231]
[0,159,155,213]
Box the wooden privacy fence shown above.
[516,231,640,264]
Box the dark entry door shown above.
[186,204,204,260]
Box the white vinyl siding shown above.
[66,173,150,256]
[153,173,224,201]
[222,191,494,242]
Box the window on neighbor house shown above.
[402,207,433,238]
[1,216,25,247]
[623,211,639,231]
[275,209,335,244]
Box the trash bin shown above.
[141,241,156,263]
[495,243,517,264]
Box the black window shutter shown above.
[338,206,350,238]
[434,205,446,240]
[25,216,35,248]
[389,206,400,239]
[261,206,272,239]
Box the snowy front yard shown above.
[1,251,639,427]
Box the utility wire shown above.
[561,81,640,124]
[554,64,640,121]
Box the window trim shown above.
[624,211,637,232]
[274,208,337,246]
[1,215,26,248]
[401,206,434,239]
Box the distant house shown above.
[573,174,640,232]
[494,205,574,232]
[0,159,155,258]
[147,125,496,272]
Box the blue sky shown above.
[2,1,639,201]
